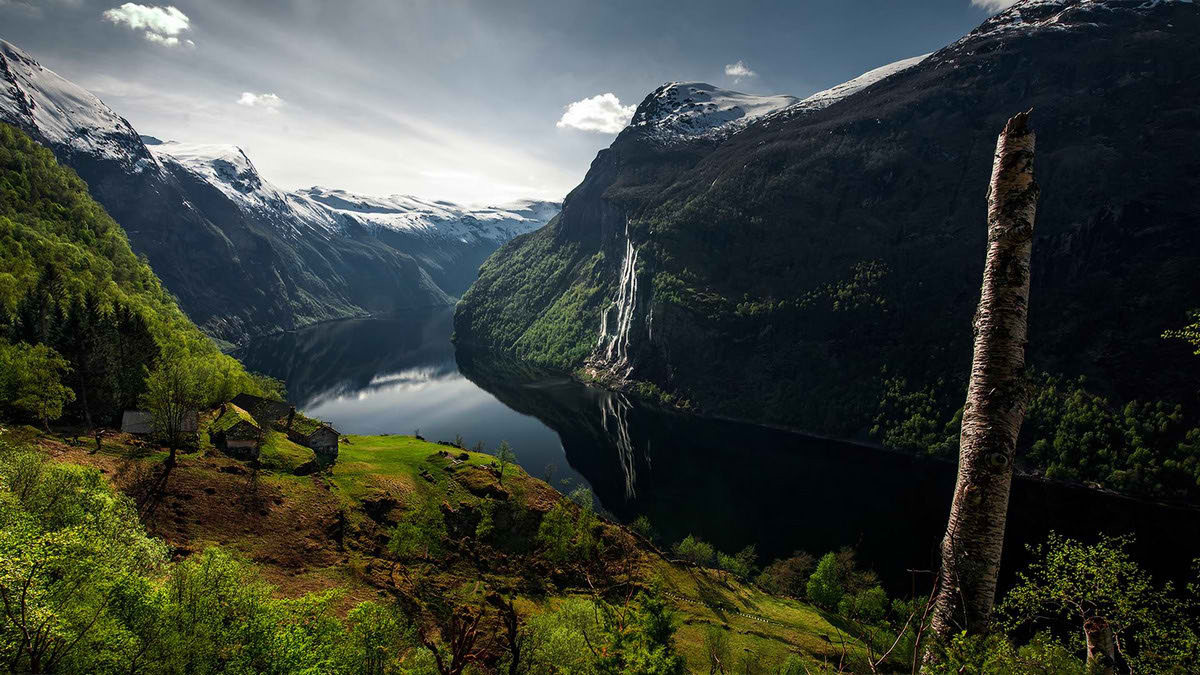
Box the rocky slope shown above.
[455,0,1200,436]
[0,39,557,345]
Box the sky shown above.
[0,0,1015,204]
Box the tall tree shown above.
[929,112,1039,641]
[142,347,204,465]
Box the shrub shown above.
[757,551,815,598]
[806,552,844,609]
[672,534,715,567]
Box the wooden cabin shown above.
[210,403,262,460]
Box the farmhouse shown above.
[229,393,340,465]
[210,403,262,460]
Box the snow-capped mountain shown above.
[0,39,152,170]
[297,187,558,246]
[630,83,798,143]
[0,38,557,344]
[962,0,1194,43]
[625,53,930,146]
[764,54,931,125]
[146,140,558,295]
[146,140,557,249]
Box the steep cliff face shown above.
[455,0,1200,435]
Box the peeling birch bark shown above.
[929,111,1039,641]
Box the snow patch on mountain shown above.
[0,40,152,169]
[298,187,558,245]
[148,141,558,245]
[961,0,1194,42]
[631,53,931,145]
[630,83,798,143]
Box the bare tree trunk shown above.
[929,111,1039,642]
[1084,617,1117,675]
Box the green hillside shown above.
[0,123,273,427]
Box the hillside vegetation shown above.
[0,124,275,428]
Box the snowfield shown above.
[0,39,152,168]
[148,141,557,244]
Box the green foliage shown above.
[0,340,74,428]
[536,491,600,565]
[0,440,167,673]
[870,375,960,457]
[593,588,686,675]
[756,551,816,599]
[1021,373,1200,498]
[873,370,1200,500]
[1163,309,1200,355]
[211,403,258,434]
[716,545,757,581]
[837,585,888,624]
[0,436,425,674]
[671,534,715,567]
[519,597,604,673]
[923,631,1085,675]
[455,225,606,370]
[806,552,844,609]
[495,440,516,485]
[474,499,497,541]
[631,514,658,543]
[537,502,576,564]
[999,533,1200,672]
[0,123,271,427]
[388,500,447,561]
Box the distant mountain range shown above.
[0,39,557,345]
[455,0,1200,436]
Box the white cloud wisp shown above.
[237,92,284,112]
[556,93,635,134]
[724,59,757,83]
[102,3,193,46]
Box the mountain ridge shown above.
[0,39,558,345]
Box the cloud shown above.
[237,92,284,112]
[555,93,635,134]
[102,3,193,46]
[724,60,757,83]
[970,0,1018,12]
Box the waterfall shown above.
[600,392,639,500]
[596,221,640,376]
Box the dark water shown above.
[236,307,1200,593]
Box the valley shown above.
[2,0,1199,671]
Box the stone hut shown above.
[230,393,339,465]
[285,411,340,466]
[210,403,262,460]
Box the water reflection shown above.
[237,309,1200,593]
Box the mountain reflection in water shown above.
[237,308,1200,593]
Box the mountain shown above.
[0,40,557,345]
[455,0,1200,438]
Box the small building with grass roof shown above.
[284,410,339,466]
[210,403,262,459]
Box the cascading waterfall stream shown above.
[596,220,640,378]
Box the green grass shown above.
[288,412,325,436]
[259,431,314,473]
[211,404,257,434]
[654,561,870,670]
[331,435,496,504]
